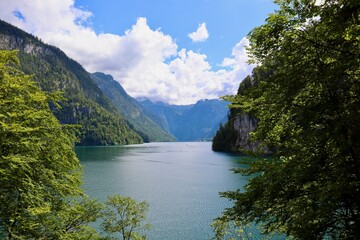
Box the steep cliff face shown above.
[212,67,272,154]
[233,114,270,154]
[233,114,258,152]
[213,113,270,154]
[213,68,271,155]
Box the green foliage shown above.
[0,50,83,238]
[0,49,148,240]
[212,122,238,152]
[211,215,283,240]
[212,67,268,152]
[211,216,253,240]
[0,20,142,146]
[102,195,151,240]
[34,197,103,240]
[53,96,142,145]
[216,0,360,239]
[0,50,107,239]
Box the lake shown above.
[76,142,247,240]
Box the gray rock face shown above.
[233,114,270,154]
[234,114,257,151]
[0,35,52,56]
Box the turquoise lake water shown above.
[76,142,248,239]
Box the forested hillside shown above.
[91,72,175,142]
[0,20,142,145]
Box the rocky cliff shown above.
[233,114,258,152]
[212,67,272,154]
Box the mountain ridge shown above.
[138,98,229,141]
[91,72,176,142]
[0,19,142,145]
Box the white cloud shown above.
[0,0,254,105]
[314,0,325,6]
[221,37,255,77]
[188,22,209,42]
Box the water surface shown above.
[76,142,247,240]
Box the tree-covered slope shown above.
[0,20,142,145]
[91,72,175,142]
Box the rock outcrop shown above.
[233,114,258,152]
[233,114,270,154]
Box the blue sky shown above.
[74,0,276,66]
[1,0,276,104]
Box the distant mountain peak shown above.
[136,96,151,102]
[138,98,229,141]
[92,72,115,81]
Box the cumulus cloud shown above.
[188,22,209,42]
[221,37,255,80]
[0,0,254,105]
[314,0,325,6]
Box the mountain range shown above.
[0,19,228,145]
[91,72,175,142]
[138,98,228,141]
[0,19,144,145]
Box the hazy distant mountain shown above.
[0,20,142,145]
[138,98,229,141]
[91,72,175,142]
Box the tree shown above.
[212,122,238,152]
[0,50,99,239]
[216,0,360,239]
[211,216,260,240]
[35,197,104,240]
[102,195,151,240]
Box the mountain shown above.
[138,98,229,141]
[91,72,175,142]
[0,20,142,145]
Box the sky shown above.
[0,0,277,105]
